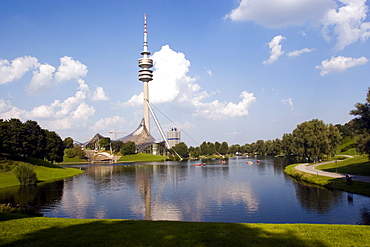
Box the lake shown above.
[1,156,369,224]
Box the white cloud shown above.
[322,0,370,50]
[46,102,95,130]
[28,64,56,94]
[123,45,199,106]
[27,56,88,94]
[0,99,13,113]
[282,98,294,111]
[316,55,368,76]
[0,99,28,119]
[72,103,95,120]
[228,131,243,136]
[54,56,88,82]
[225,0,336,28]
[204,67,214,77]
[287,48,314,57]
[123,45,256,120]
[90,116,127,134]
[92,86,109,101]
[192,91,256,120]
[29,104,55,118]
[0,56,39,84]
[263,35,286,64]
[151,45,197,104]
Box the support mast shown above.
[138,14,153,132]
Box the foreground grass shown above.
[0,215,369,247]
[284,156,370,196]
[118,153,167,162]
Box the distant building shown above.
[167,127,180,148]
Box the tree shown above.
[350,87,370,131]
[189,146,200,158]
[0,119,7,154]
[63,137,74,149]
[218,141,229,155]
[327,124,342,159]
[242,143,252,154]
[350,88,370,158]
[200,141,209,156]
[121,141,136,155]
[249,142,257,154]
[65,146,85,159]
[255,140,266,155]
[2,118,27,156]
[111,141,124,153]
[44,130,65,163]
[264,140,274,155]
[292,119,335,162]
[24,120,46,159]
[335,124,354,141]
[173,142,188,157]
[228,144,240,155]
[99,138,111,150]
[208,142,216,155]
[282,133,294,156]
[272,138,282,155]
[215,142,221,152]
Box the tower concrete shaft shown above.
[138,14,153,132]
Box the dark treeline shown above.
[174,88,370,161]
[0,118,65,163]
[173,120,346,161]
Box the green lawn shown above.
[0,166,83,189]
[285,156,370,196]
[118,153,167,162]
[0,215,369,247]
[317,155,370,176]
[0,155,84,189]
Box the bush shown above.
[121,141,136,155]
[64,147,86,159]
[0,160,17,172]
[13,163,38,186]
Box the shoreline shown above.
[284,157,370,196]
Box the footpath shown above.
[295,159,370,183]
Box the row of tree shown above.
[173,119,343,161]
[173,88,370,161]
[0,119,65,163]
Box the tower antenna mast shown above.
[138,13,153,132]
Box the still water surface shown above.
[1,157,369,224]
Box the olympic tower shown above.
[138,14,153,132]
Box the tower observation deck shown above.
[139,14,153,132]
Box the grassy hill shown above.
[337,136,360,156]
[0,155,83,189]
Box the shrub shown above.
[13,163,38,186]
[0,160,17,172]
[64,147,86,159]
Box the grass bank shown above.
[0,156,83,189]
[0,215,369,247]
[284,156,370,196]
[118,153,167,162]
[317,155,370,176]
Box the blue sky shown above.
[1,0,369,147]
